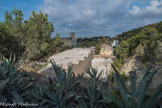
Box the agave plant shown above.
[76,69,106,108]
[50,59,80,91]
[38,59,81,108]
[98,64,162,108]
[0,54,36,103]
[38,84,75,108]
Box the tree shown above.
[137,27,158,62]
[25,11,54,60]
[5,8,24,54]
[157,21,162,33]
[116,40,129,63]
[127,35,140,56]
[0,22,20,57]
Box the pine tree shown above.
[25,11,54,60]
[5,8,24,55]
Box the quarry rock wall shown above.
[72,51,94,74]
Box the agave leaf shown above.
[136,67,162,108]
[51,59,65,83]
[97,99,110,103]
[9,54,12,62]
[11,91,24,102]
[39,86,44,97]
[86,69,93,78]
[63,92,74,101]
[96,70,102,81]
[82,81,91,97]
[125,94,137,108]
[68,80,81,91]
[0,65,7,79]
[0,79,8,92]
[44,88,57,102]
[98,85,124,108]
[3,59,8,71]
[13,60,21,74]
[142,84,162,108]
[65,66,73,90]
[13,54,16,63]
[76,95,89,100]
[76,96,89,108]
[111,64,128,102]
[67,66,72,81]
[50,60,59,79]
[135,64,152,96]
[129,71,137,96]
[42,99,57,106]
[90,78,96,98]
[20,82,33,91]
[56,83,63,102]
[0,95,7,102]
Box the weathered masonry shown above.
[59,32,77,47]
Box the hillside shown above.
[113,21,162,71]
[114,21,162,42]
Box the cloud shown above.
[39,0,162,37]
[130,0,162,17]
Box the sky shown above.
[0,0,162,38]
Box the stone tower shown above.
[70,32,75,41]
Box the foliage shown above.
[116,41,129,63]
[99,64,162,108]
[0,8,64,61]
[24,11,54,60]
[0,54,37,103]
[0,22,20,57]
[37,59,80,108]
[5,8,25,56]
[113,26,160,70]
[76,69,104,108]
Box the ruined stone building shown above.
[100,44,113,56]
[59,32,76,47]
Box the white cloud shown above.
[39,0,162,37]
[130,0,162,17]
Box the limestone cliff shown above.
[120,54,162,91]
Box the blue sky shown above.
[1,0,162,38]
[0,0,43,21]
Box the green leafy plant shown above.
[99,64,162,108]
[76,69,105,108]
[50,59,80,91]
[0,54,36,103]
[38,59,80,108]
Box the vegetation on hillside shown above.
[113,22,162,70]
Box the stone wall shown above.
[60,38,73,47]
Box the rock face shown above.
[120,54,162,91]
[91,58,113,79]
[120,55,145,75]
